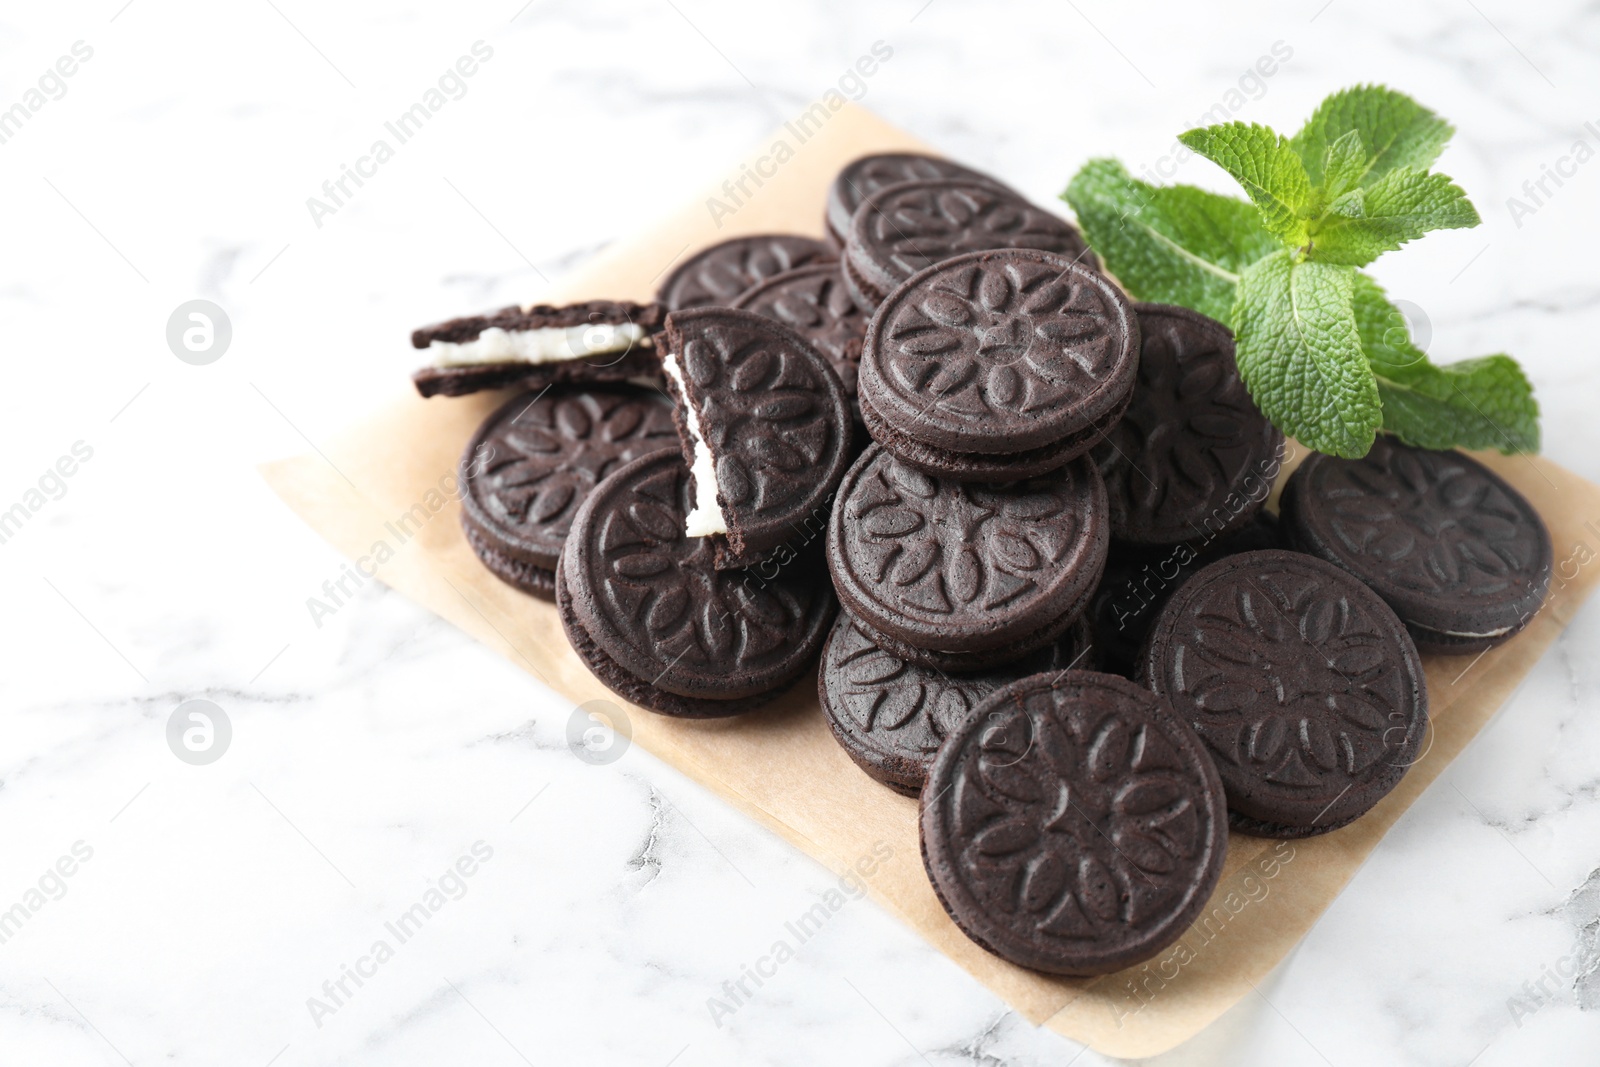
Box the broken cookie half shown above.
[410,300,665,398]
[658,307,853,570]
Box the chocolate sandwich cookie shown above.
[1093,304,1284,545]
[824,152,1013,248]
[826,444,1109,672]
[842,178,1095,313]
[558,451,835,717]
[458,386,679,599]
[920,670,1227,976]
[1280,438,1552,654]
[819,613,1094,797]
[730,264,866,424]
[857,249,1139,482]
[411,301,664,398]
[1142,550,1428,838]
[656,234,834,312]
[657,307,854,570]
[1090,513,1281,677]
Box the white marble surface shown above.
[2,1,1600,1063]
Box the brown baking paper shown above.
[260,106,1600,1057]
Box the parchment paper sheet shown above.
[261,106,1600,1057]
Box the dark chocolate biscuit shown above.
[819,612,1094,797]
[658,307,854,570]
[1093,304,1284,545]
[824,152,1013,247]
[857,249,1139,482]
[920,670,1228,976]
[1280,438,1552,654]
[411,301,665,398]
[826,444,1108,672]
[558,451,835,717]
[459,386,679,600]
[656,235,834,312]
[730,264,865,423]
[842,179,1096,313]
[1090,513,1281,677]
[1141,549,1428,838]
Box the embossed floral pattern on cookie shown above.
[468,389,679,548]
[669,309,852,527]
[462,386,679,578]
[1094,304,1283,545]
[832,447,1097,630]
[657,235,835,311]
[920,671,1226,975]
[1281,437,1552,652]
[818,613,1094,792]
[855,180,1090,281]
[1318,438,1546,600]
[861,249,1137,455]
[567,452,834,693]
[733,264,865,410]
[1144,550,1427,834]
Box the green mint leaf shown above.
[1178,123,1313,246]
[1377,358,1540,453]
[1231,250,1380,457]
[1310,168,1480,266]
[1062,158,1277,324]
[1290,85,1453,189]
[1321,130,1369,199]
[1327,188,1365,218]
[1351,274,1539,452]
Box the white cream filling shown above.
[661,353,728,538]
[428,322,648,367]
[1435,624,1515,639]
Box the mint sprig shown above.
[1063,84,1538,458]
[1064,159,1276,324]
[1234,251,1380,455]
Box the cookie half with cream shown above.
[658,307,853,570]
[411,300,665,398]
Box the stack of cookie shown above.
[407,150,1552,979]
